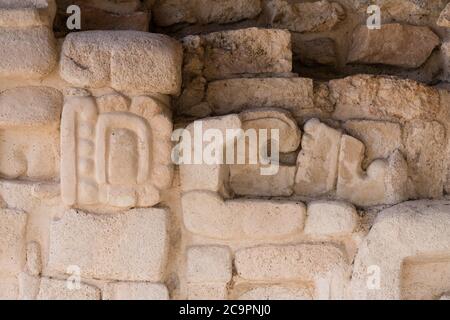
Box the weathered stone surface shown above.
[237,285,312,300]
[26,242,42,276]
[373,0,447,25]
[235,244,349,282]
[343,120,402,167]
[37,278,100,300]
[153,0,261,26]
[267,0,345,33]
[48,208,169,281]
[305,201,358,236]
[352,201,450,300]
[295,37,338,66]
[0,278,18,299]
[348,24,439,69]
[206,78,314,117]
[438,3,450,27]
[187,283,228,300]
[60,31,183,94]
[0,209,27,276]
[443,42,450,82]
[182,191,305,240]
[336,135,408,207]
[57,0,141,14]
[103,282,169,300]
[186,246,232,283]
[295,119,342,197]
[403,120,446,199]
[330,75,441,122]
[199,28,292,80]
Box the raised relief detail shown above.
[61,91,173,209]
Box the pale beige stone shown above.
[295,119,342,197]
[442,42,450,82]
[18,272,40,300]
[235,244,349,283]
[0,278,18,300]
[187,246,232,283]
[37,278,100,300]
[182,191,305,240]
[305,201,358,236]
[0,209,27,276]
[187,283,228,300]
[352,201,450,300]
[26,242,42,276]
[200,28,292,80]
[438,3,450,27]
[267,0,345,33]
[441,294,450,300]
[179,115,242,197]
[61,93,173,209]
[103,282,169,300]
[372,0,446,25]
[153,0,261,26]
[238,285,312,300]
[60,31,183,94]
[336,135,408,207]
[343,120,403,166]
[348,24,439,69]
[330,75,441,122]
[404,120,446,199]
[48,208,169,281]
[206,78,314,117]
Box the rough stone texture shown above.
[198,28,292,80]
[352,201,450,300]
[305,201,358,236]
[237,285,313,300]
[103,282,169,300]
[206,78,314,118]
[0,209,27,276]
[187,283,228,300]
[47,208,169,281]
[186,246,232,283]
[438,3,450,27]
[295,119,342,197]
[182,191,306,240]
[153,0,262,26]
[60,31,183,94]
[36,278,101,300]
[266,0,345,33]
[348,24,439,69]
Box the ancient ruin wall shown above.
[0,0,450,300]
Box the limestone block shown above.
[57,0,141,14]
[0,1,57,78]
[330,75,441,122]
[103,282,169,300]
[230,165,296,197]
[352,201,450,300]
[0,278,18,300]
[343,120,403,167]
[47,208,169,282]
[61,93,173,209]
[153,0,261,26]
[442,42,450,82]
[348,24,439,69]
[182,191,305,240]
[237,285,312,300]
[266,0,345,33]
[438,3,450,27]
[0,87,61,181]
[336,135,408,207]
[26,242,42,276]
[60,31,183,94]
[37,278,100,300]
[186,246,232,283]
[295,119,342,197]
[0,209,27,276]
[199,28,292,80]
[235,244,349,284]
[206,78,314,117]
[404,120,446,199]
[187,283,228,300]
[295,37,338,67]
[179,115,242,197]
[305,201,358,236]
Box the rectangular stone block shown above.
[187,283,228,300]
[0,209,27,276]
[103,282,169,300]
[48,208,169,282]
[197,28,292,80]
[206,78,314,117]
[60,31,183,94]
[305,201,358,236]
[186,246,232,283]
[37,278,100,300]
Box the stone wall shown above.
[0,0,450,300]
